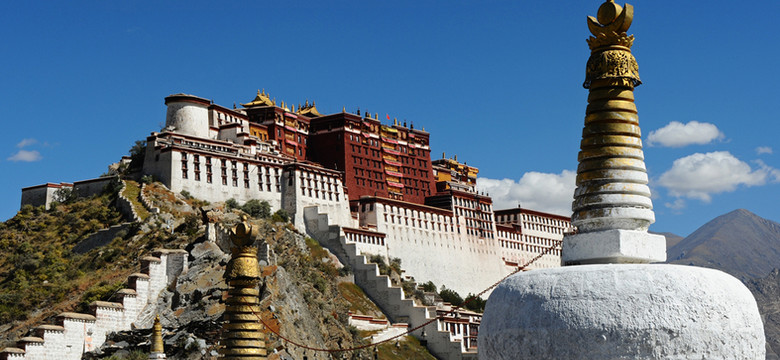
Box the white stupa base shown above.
[478,264,765,360]
[562,229,666,265]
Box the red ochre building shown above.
[241,90,435,205]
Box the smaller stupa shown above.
[219,219,267,360]
[149,315,166,359]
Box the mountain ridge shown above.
[667,208,780,281]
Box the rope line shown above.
[246,240,563,353]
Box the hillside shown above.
[652,231,684,248]
[667,209,780,281]
[0,183,435,359]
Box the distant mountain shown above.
[667,209,780,281]
[651,231,684,249]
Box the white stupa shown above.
[478,2,765,359]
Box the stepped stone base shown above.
[478,264,765,360]
[562,229,666,264]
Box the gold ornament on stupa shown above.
[219,218,267,359]
[573,0,654,234]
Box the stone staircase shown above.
[304,206,477,360]
[0,249,188,360]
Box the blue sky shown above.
[2,1,779,237]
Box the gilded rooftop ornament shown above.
[219,218,266,359]
[241,89,274,108]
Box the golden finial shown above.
[442,151,446,159]
[374,113,378,120]
[305,99,309,107]
[151,315,165,355]
[220,218,266,358]
[261,89,266,96]
[272,98,276,105]
[586,0,634,50]
[394,118,398,126]
[584,0,640,87]
[342,106,346,112]
[312,100,316,107]
[256,89,261,96]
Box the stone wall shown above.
[115,180,141,223]
[72,176,117,198]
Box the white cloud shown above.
[16,138,38,148]
[657,151,777,202]
[7,150,42,162]
[647,121,724,147]
[756,146,773,155]
[664,199,686,210]
[477,170,576,216]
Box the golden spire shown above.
[219,218,266,359]
[565,0,658,264]
[151,315,165,356]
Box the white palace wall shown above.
[357,201,507,297]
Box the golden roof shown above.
[297,99,322,117]
[241,89,274,107]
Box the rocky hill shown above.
[664,209,780,359]
[667,209,780,281]
[0,182,434,359]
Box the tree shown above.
[439,286,464,307]
[128,140,146,170]
[463,293,487,312]
[53,187,77,204]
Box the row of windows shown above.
[345,232,385,246]
[180,152,282,192]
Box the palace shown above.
[22,90,573,296]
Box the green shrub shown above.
[271,209,289,223]
[241,200,271,218]
[225,198,239,210]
